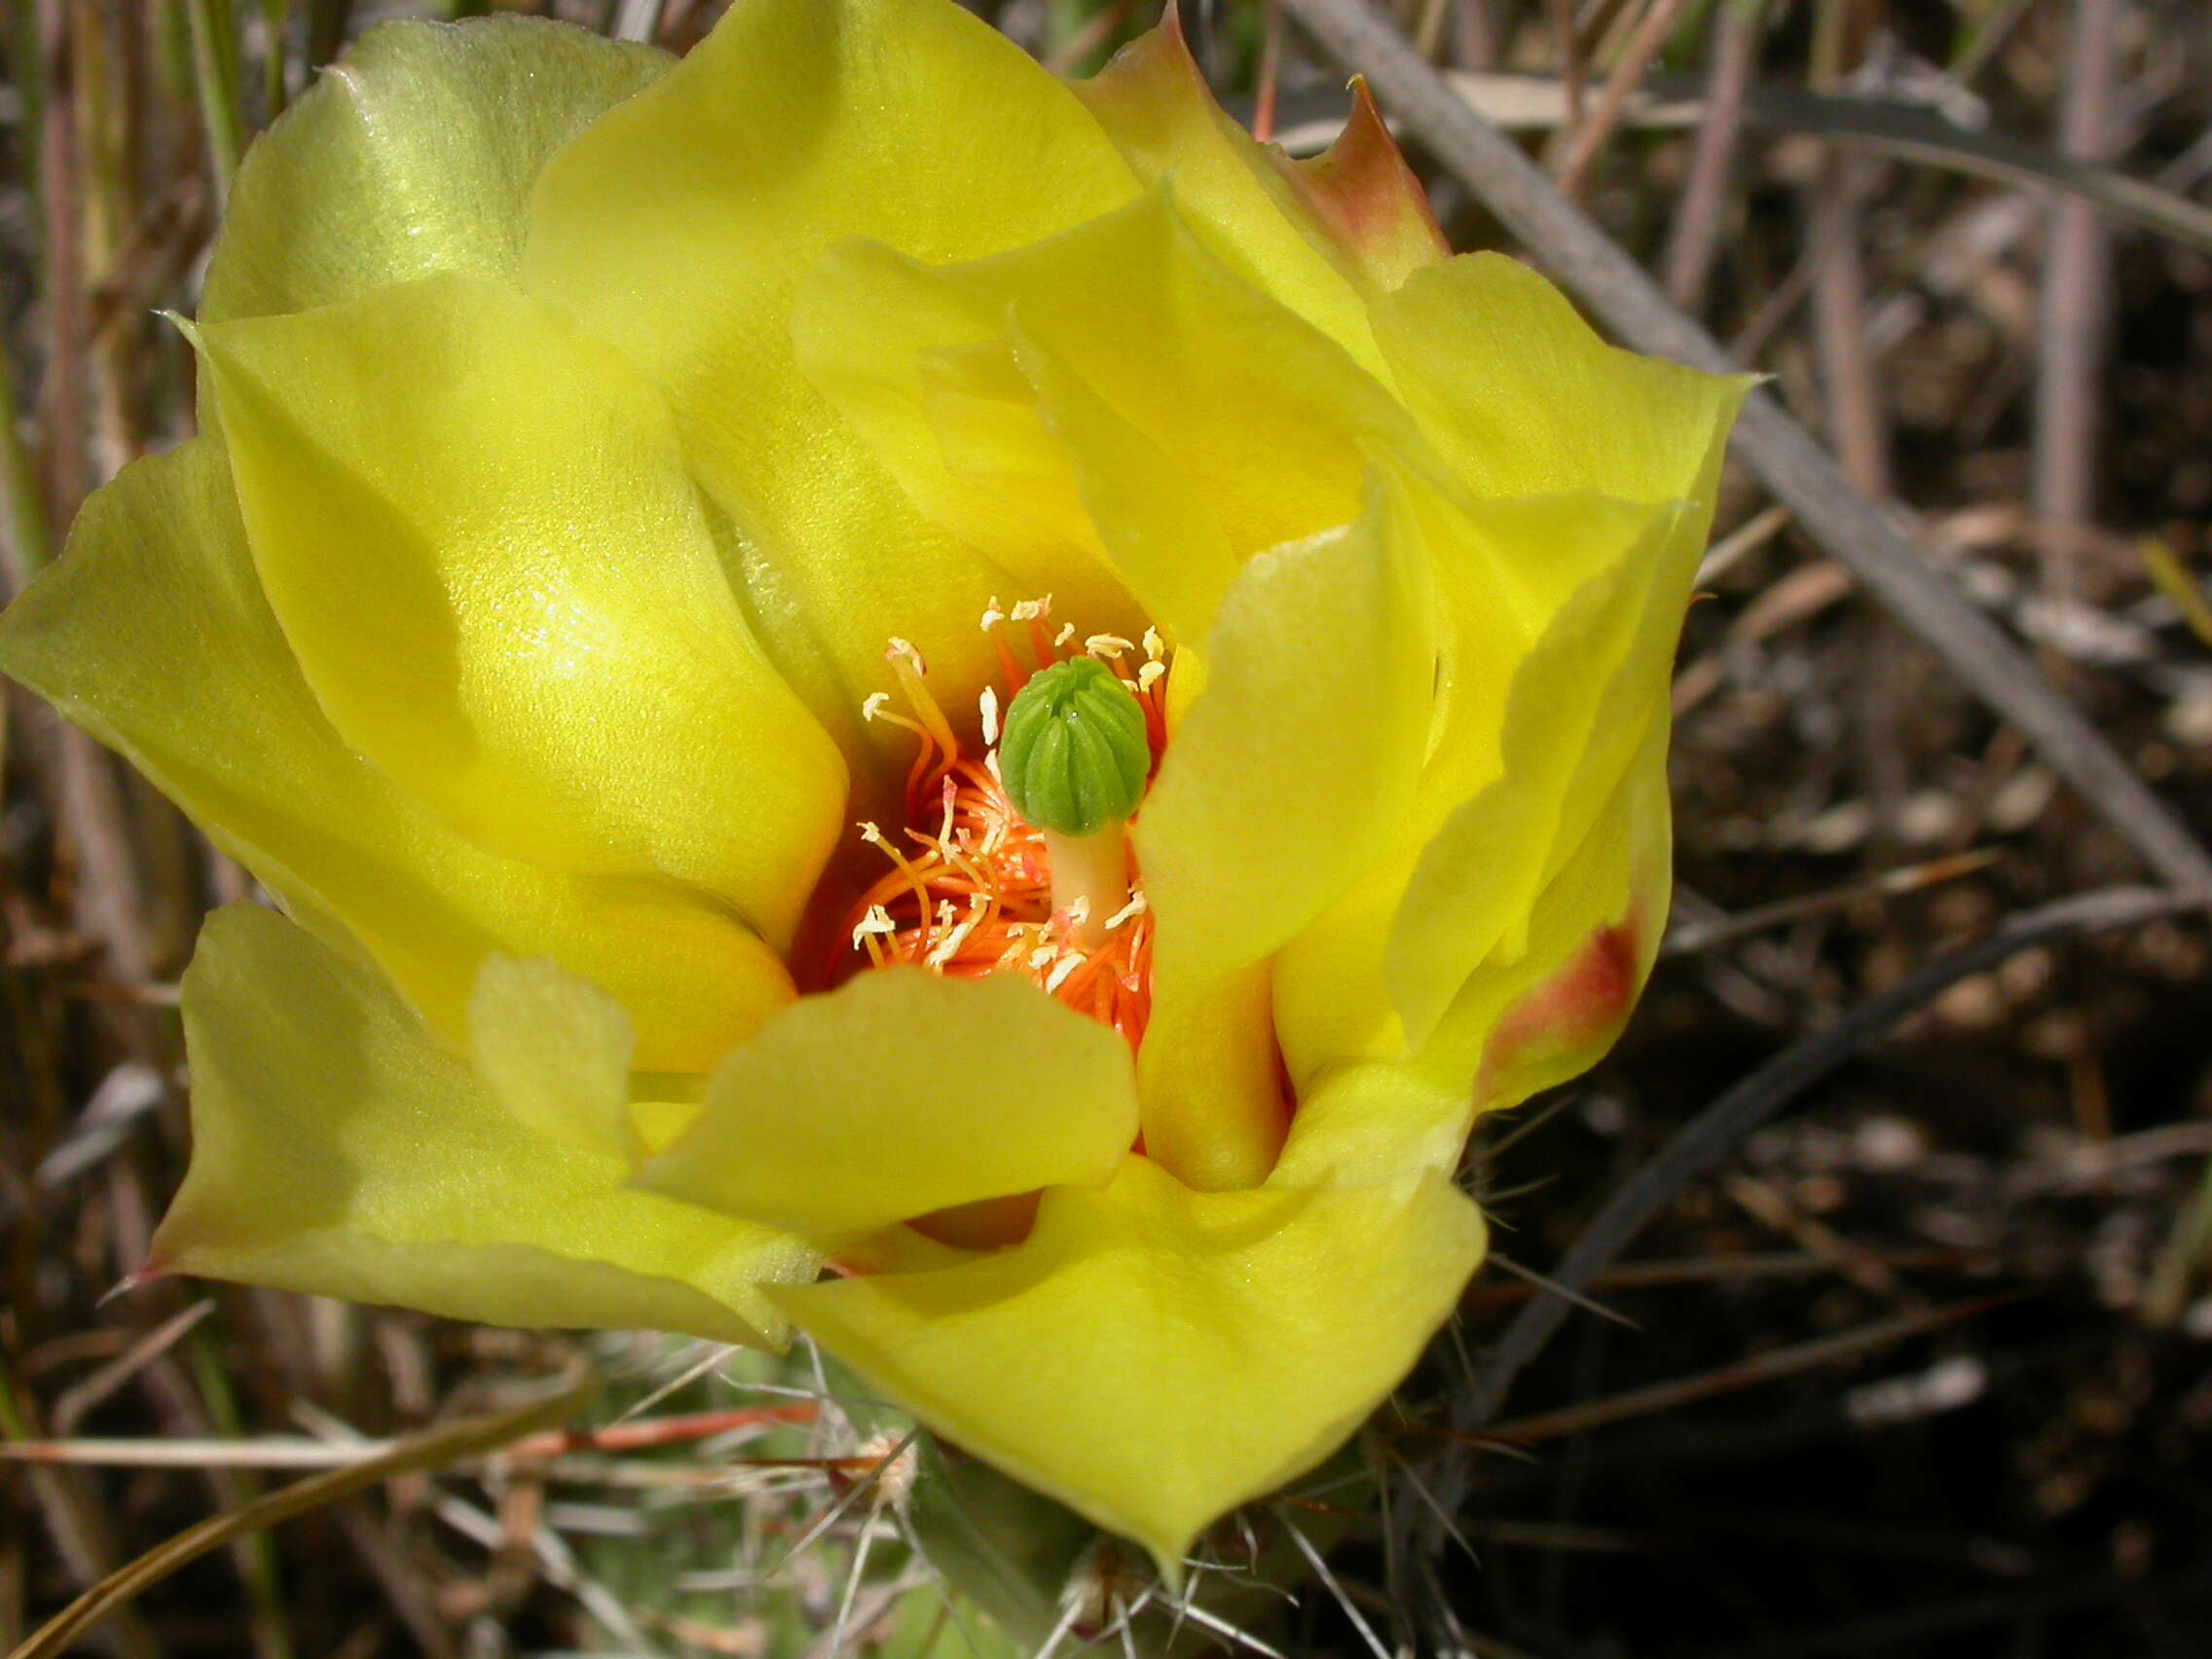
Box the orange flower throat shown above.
[829,602,1167,1051]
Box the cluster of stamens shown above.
[831,599,1169,1050]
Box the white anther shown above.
[858,821,888,846]
[1053,621,1077,648]
[979,596,1006,632]
[851,905,897,944]
[1103,892,1148,932]
[1010,595,1052,623]
[1137,660,1166,693]
[1085,633,1136,658]
[926,914,978,968]
[1141,627,1165,661]
[978,684,1001,746]
[861,691,891,722]
[1044,952,1086,994]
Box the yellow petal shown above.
[1414,712,1676,1112]
[1385,501,1691,1048]
[1375,252,1749,507]
[0,438,793,1072]
[1133,477,1434,1188]
[202,17,667,326]
[154,906,818,1346]
[1071,15,1389,375]
[788,239,1115,608]
[520,0,1140,781]
[774,1156,1485,1570]
[635,969,1138,1237]
[801,189,1419,654]
[196,272,846,952]
[1276,722,1677,1190]
[468,954,633,1160]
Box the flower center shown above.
[827,600,1169,1051]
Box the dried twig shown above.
[1555,0,1693,201]
[1276,0,2212,895]
[7,1372,598,1659]
[2032,0,2121,599]
[1663,0,1764,313]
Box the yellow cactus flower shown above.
[0,0,1746,1569]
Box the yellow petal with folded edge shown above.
[469,954,634,1161]
[1418,710,1676,1109]
[1269,485,1648,1081]
[153,905,818,1346]
[635,969,1138,1237]
[773,1155,1485,1572]
[201,17,666,327]
[1385,500,1689,1049]
[520,0,1142,782]
[1133,478,1433,1188]
[1374,252,1748,508]
[1071,15,1389,376]
[0,439,794,1073]
[197,272,846,950]
[1275,720,1672,1190]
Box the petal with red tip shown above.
[1269,79,1451,295]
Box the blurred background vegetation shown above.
[4,0,2212,1654]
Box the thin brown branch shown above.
[1663,0,1764,312]
[1555,0,1693,200]
[2033,0,2121,600]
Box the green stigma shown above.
[998,657,1152,837]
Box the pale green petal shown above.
[197,273,846,951]
[775,1156,1485,1571]
[154,906,818,1346]
[520,0,1141,781]
[1374,252,1749,507]
[1133,479,1434,1188]
[636,969,1138,1237]
[468,955,634,1160]
[0,438,794,1073]
[204,18,663,327]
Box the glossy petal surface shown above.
[202,18,666,326]
[155,906,817,1346]
[775,1156,1485,1570]
[198,273,846,949]
[637,970,1138,1236]
[0,439,794,1071]
[521,0,1140,776]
